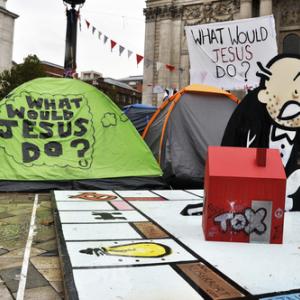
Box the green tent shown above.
[0,78,164,191]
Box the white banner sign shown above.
[185,15,278,90]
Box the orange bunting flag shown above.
[136,54,144,66]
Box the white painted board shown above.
[59,210,147,223]
[56,201,113,211]
[133,200,300,295]
[115,190,161,198]
[73,266,204,300]
[62,223,141,241]
[152,190,202,200]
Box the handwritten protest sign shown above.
[185,15,277,90]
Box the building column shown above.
[142,21,156,106]
[156,18,173,104]
[240,0,252,19]
[260,0,273,16]
[0,1,18,73]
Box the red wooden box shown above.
[202,146,286,244]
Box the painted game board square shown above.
[54,190,122,202]
[185,190,204,198]
[152,190,202,200]
[66,239,197,267]
[73,265,204,300]
[110,200,134,210]
[59,210,147,223]
[56,201,113,211]
[115,190,164,201]
[62,223,141,241]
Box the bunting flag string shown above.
[103,35,108,44]
[127,50,133,59]
[110,40,117,52]
[80,14,184,73]
[119,45,125,56]
[136,54,144,66]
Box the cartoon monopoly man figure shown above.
[222,54,300,211]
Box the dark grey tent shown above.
[142,84,239,189]
[123,104,157,134]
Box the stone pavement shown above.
[0,193,64,299]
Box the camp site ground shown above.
[1,189,300,300]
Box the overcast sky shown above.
[7,0,146,79]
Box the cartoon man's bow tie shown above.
[271,126,297,144]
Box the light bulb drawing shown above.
[79,242,172,258]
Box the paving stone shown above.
[49,281,64,294]
[8,207,34,216]
[0,264,49,293]
[22,286,62,300]
[39,201,52,209]
[38,194,51,202]
[0,222,29,250]
[0,257,23,270]
[39,250,59,257]
[0,239,27,252]
[0,248,9,256]
[0,214,31,225]
[0,281,14,300]
[0,212,14,219]
[30,257,61,270]
[2,247,45,258]
[10,194,35,202]
[38,268,62,282]
[34,239,57,252]
[0,266,21,293]
[34,224,56,243]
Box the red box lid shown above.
[207,146,286,180]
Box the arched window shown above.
[283,34,300,54]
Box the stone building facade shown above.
[0,0,18,73]
[142,0,300,105]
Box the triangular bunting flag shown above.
[79,20,82,31]
[156,62,163,71]
[119,45,125,56]
[110,40,117,52]
[85,20,90,29]
[144,58,151,68]
[136,54,144,66]
[92,26,96,34]
[127,50,133,59]
[98,31,102,40]
[103,35,108,44]
[166,64,175,72]
[178,67,184,73]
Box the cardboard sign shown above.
[185,15,277,90]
